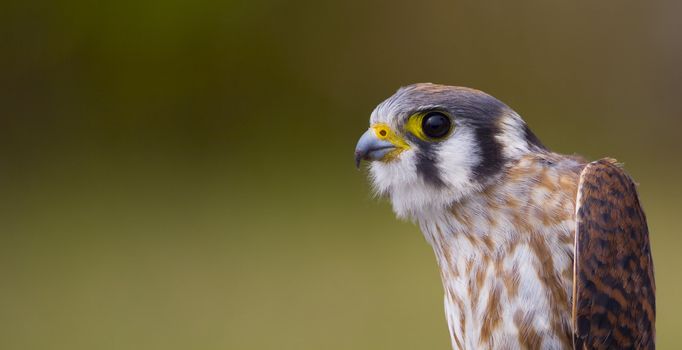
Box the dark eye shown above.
[421,112,451,139]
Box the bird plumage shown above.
[573,159,655,349]
[429,152,582,349]
[355,83,655,349]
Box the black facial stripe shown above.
[409,136,446,187]
[473,124,504,179]
[523,123,547,150]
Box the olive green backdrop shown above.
[1,0,681,348]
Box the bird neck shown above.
[416,152,583,349]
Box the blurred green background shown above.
[1,0,681,349]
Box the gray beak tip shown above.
[354,128,397,169]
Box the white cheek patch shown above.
[496,112,532,158]
[436,127,482,196]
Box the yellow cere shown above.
[371,123,410,162]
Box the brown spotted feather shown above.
[573,159,656,349]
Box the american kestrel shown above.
[354,83,655,349]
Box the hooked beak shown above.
[354,128,397,168]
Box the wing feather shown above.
[573,159,655,349]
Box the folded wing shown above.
[573,159,655,349]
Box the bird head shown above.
[355,83,545,219]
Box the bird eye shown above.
[421,112,451,139]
